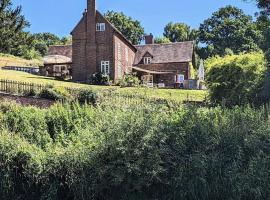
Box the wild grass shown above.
[0,53,42,68]
[0,100,270,199]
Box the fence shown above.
[1,66,39,74]
[0,79,206,107]
[0,79,78,97]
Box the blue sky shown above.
[13,0,259,38]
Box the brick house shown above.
[133,35,195,87]
[71,0,136,82]
[46,0,196,88]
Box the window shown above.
[118,61,122,78]
[96,23,105,31]
[118,43,121,60]
[101,61,110,75]
[125,48,129,62]
[143,57,152,64]
[53,65,64,73]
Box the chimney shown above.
[87,0,96,13]
[145,33,154,44]
[86,0,96,44]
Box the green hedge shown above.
[1,102,270,199]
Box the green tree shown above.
[205,52,266,106]
[0,0,33,57]
[61,36,72,45]
[163,22,198,42]
[154,36,171,44]
[199,6,262,58]
[32,33,71,56]
[104,10,145,45]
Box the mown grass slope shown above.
[0,70,207,102]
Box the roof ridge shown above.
[134,41,194,47]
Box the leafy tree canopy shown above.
[163,22,198,42]
[154,36,171,44]
[199,6,262,58]
[0,0,33,57]
[205,52,266,106]
[104,10,145,45]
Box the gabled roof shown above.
[96,11,137,52]
[134,41,194,65]
[47,45,72,59]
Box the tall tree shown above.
[104,11,145,45]
[0,0,30,55]
[163,22,198,42]
[154,36,171,44]
[199,6,262,58]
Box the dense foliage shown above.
[205,52,267,105]
[199,6,262,58]
[0,0,71,59]
[154,36,171,44]
[163,22,198,43]
[117,73,141,87]
[1,100,270,199]
[104,11,145,45]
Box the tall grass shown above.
[0,100,270,199]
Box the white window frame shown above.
[53,65,65,73]
[101,61,110,75]
[144,57,152,64]
[96,23,105,31]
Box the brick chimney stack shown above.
[86,0,97,78]
[87,0,96,14]
[145,33,154,44]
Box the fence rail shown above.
[0,79,78,96]
[0,79,206,106]
[1,66,39,74]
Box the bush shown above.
[23,88,37,97]
[77,89,98,105]
[89,72,111,85]
[117,73,140,87]
[2,101,270,199]
[205,52,267,106]
[39,86,71,101]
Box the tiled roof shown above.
[43,55,72,64]
[47,45,72,59]
[134,41,194,65]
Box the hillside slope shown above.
[0,53,42,68]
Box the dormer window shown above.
[144,57,152,64]
[96,23,105,31]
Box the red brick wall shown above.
[114,35,136,80]
[72,4,136,82]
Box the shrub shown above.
[2,102,270,199]
[23,88,37,97]
[77,89,98,105]
[117,73,140,87]
[39,86,71,101]
[205,52,267,106]
[89,72,111,85]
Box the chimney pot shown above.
[145,33,154,44]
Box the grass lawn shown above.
[0,53,42,68]
[0,69,208,102]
